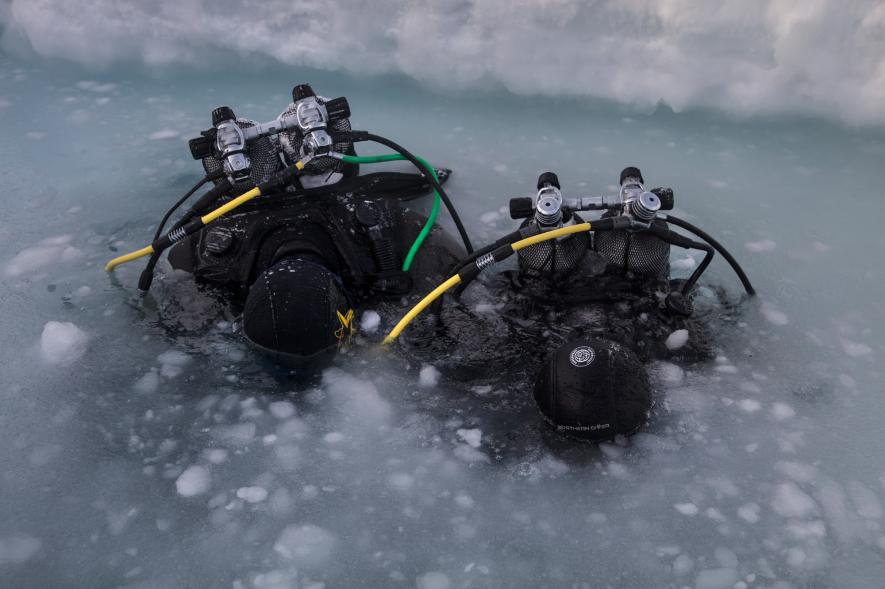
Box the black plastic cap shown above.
[510,197,535,219]
[537,171,560,190]
[188,135,214,160]
[212,106,236,126]
[324,96,350,121]
[292,84,315,102]
[620,166,644,185]
[651,187,675,210]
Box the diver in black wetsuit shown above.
[394,168,755,441]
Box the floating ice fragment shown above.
[694,567,737,589]
[236,486,268,503]
[708,179,728,189]
[674,502,699,516]
[737,503,760,523]
[456,428,482,448]
[149,128,179,140]
[745,239,776,253]
[4,234,82,277]
[419,364,440,388]
[653,361,684,383]
[840,339,873,358]
[387,472,415,491]
[268,400,296,420]
[158,350,191,378]
[323,432,345,444]
[665,329,689,350]
[0,535,41,565]
[772,482,818,518]
[40,321,88,366]
[453,444,490,464]
[360,310,381,334]
[417,571,451,589]
[480,211,500,224]
[454,493,474,509]
[714,547,738,568]
[175,465,211,497]
[737,399,762,413]
[671,256,696,270]
[771,402,796,421]
[273,524,336,568]
[133,369,159,394]
[672,553,693,575]
[761,304,789,326]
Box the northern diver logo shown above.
[569,346,595,367]
[334,309,354,342]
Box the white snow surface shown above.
[6,1,885,125]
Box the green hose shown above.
[340,153,441,272]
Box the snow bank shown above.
[6,1,885,125]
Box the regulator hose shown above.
[106,160,310,273]
[351,132,474,255]
[660,214,756,296]
[382,218,629,344]
[339,153,440,272]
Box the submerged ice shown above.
[0,48,884,589]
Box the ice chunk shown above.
[273,524,336,568]
[387,472,415,492]
[416,572,451,589]
[359,310,381,334]
[4,234,82,277]
[456,428,482,448]
[761,304,789,326]
[236,486,268,503]
[672,553,694,575]
[694,567,737,589]
[0,535,41,565]
[665,329,689,350]
[419,364,440,388]
[133,369,159,394]
[737,503,760,523]
[771,402,796,421]
[745,239,776,253]
[840,339,873,358]
[158,350,191,378]
[40,321,88,366]
[175,465,211,497]
[674,503,699,516]
[149,128,179,140]
[324,368,391,425]
[453,444,490,464]
[268,400,296,420]
[653,361,684,383]
[737,399,762,413]
[847,480,883,519]
[772,482,818,518]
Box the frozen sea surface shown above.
[1,54,885,589]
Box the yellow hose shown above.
[512,222,591,250]
[382,222,593,344]
[382,274,462,345]
[105,161,307,274]
[200,186,261,224]
[105,245,155,272]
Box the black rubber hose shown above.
[356,132,474,254]
[663,214,756,296]
[138,175,232,292]
[152,176,208,241]
[650,225,715,295]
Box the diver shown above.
[386,168,756,441]
[104,87,754,443]
[105,83,474,366]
